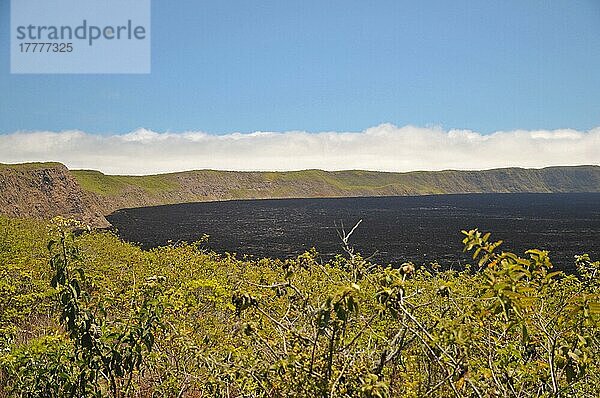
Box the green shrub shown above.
[0,217,598,397]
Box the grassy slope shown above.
[0,162,65,171]
[73,170,180,196]
[72,165,600,202]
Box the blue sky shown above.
[1,0,599,135]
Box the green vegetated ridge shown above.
[73,170,180,196]
[1,216,599,396]
[71,165,600,215]
[0,162,65,171]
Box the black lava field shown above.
[107,193,600,270]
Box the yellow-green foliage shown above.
[0,216,599,397]
[0,218,52,347]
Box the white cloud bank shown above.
[1,124,599,175]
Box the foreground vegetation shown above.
[0,216,599,397]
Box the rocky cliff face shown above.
[0,163,110,227]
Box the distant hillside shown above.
[72,165,600,215]
[1,163,598,227]
[0,163,109,227]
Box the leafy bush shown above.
[1,218,165,397]
[0,217,598,397]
